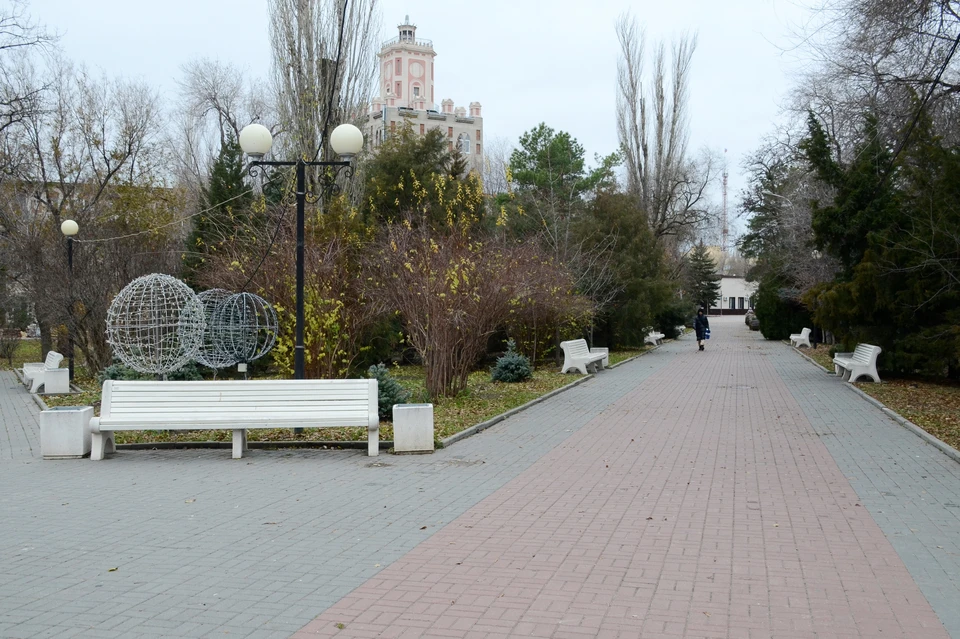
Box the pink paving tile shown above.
[293,324,947,638]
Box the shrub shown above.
[491,339,533,383]
[367,363,411,420]
[97,360,203,384]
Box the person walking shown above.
[694,309,710,351]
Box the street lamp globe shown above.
[330,123,363,159]
[61,219,79,236]
[239,123,273,158]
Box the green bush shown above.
[97,360,204,384]
[491,339,533,383]
[367,363,411,420]
[753,277,811,340]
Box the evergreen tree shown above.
[183,135,251,287]
[686,241,721,312]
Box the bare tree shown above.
[616,13,715,240]
[0,57,184,372]
[481,135,513,197]
[0,0,54,138]
[268,0,380,183]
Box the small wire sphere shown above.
[210,292,278,364]
[105,273,205,375]
[194,289,238,370]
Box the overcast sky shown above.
[32,0,813,233]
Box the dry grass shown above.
[790,343,960,451]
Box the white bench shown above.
[833,344,882,383]
[675,326,685,337]
[560,339,606,375]
[23,351,69,394]
[790,327,812,348]
[644,330,665,346]
[89,379,380,460]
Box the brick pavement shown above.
[0,354,669,638]
[296,319,953,638]
[2,319,959,638]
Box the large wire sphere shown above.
[105,273,205,375]
[195,288,238,370]
[210,292,278,363]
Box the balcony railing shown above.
[381,35,434,48]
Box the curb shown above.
[786,344,960,465]
[439,343,659,448]
[440,373,596,448]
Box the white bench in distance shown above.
[644,331,665,346]
[560,339,606,375]
[833,344,882,383]
[23,351,68,394]
[89,379,380,460]
[790,327,812,348]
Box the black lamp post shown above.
[60,219,79,381]
[238,123,363,380]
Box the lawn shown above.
[17,344,653,446]
[791,343,960,451]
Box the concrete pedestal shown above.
[589,347,609,367]
[393,404,435,453]
[40,406,92,459]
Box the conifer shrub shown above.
[367,363,411,420]
[491,339,533,383]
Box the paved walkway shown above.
[1,317,958,638]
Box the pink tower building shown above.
[368,17,484,173]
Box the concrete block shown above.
[393,404,434,453]
[40,406,93,459]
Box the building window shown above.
[476,143,481,155]
[390,121,396,132]
[729,297,735,310]
[395,81,401,98]
[395,58,401,75]
[413,86,420,97]
[419,123,424,135]
[476,130,481,142]
[738,297,745,309]
[457,133,471,154]
[447,127,453,137]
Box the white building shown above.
[711,275,757,315]
[366,17,484,173]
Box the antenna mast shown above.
[721,149,728,254]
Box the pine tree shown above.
[687,241,721,312]
[183,135,251,288]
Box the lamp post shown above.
[60,219,79,382]
[238,123,363,380]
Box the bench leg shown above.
[29,375,43,393]
[90,431,115,461]
[232,429,246,459]
[368,427,379,457]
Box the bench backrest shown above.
[799,328,811,338]
[44,351,64,369]
[99,379,378,428]
[852,343,881,364]
[560,339,590,358]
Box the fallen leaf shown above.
[420,526,427,530]
[107,567,118,572]
[185,499,195,503]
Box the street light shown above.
[238,123,363,380]
[60,219,79,382]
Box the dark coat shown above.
[694,314,710,340]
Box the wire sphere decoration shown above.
[210,292,278,364]
[194,288,238,370]
[105,273,206,376]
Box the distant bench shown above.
[89,379,380,460]
[644,330,665,346]
[833,344,882,383]
[22,350,68,394]
[790,327,812,349]
[560,339,606,375]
